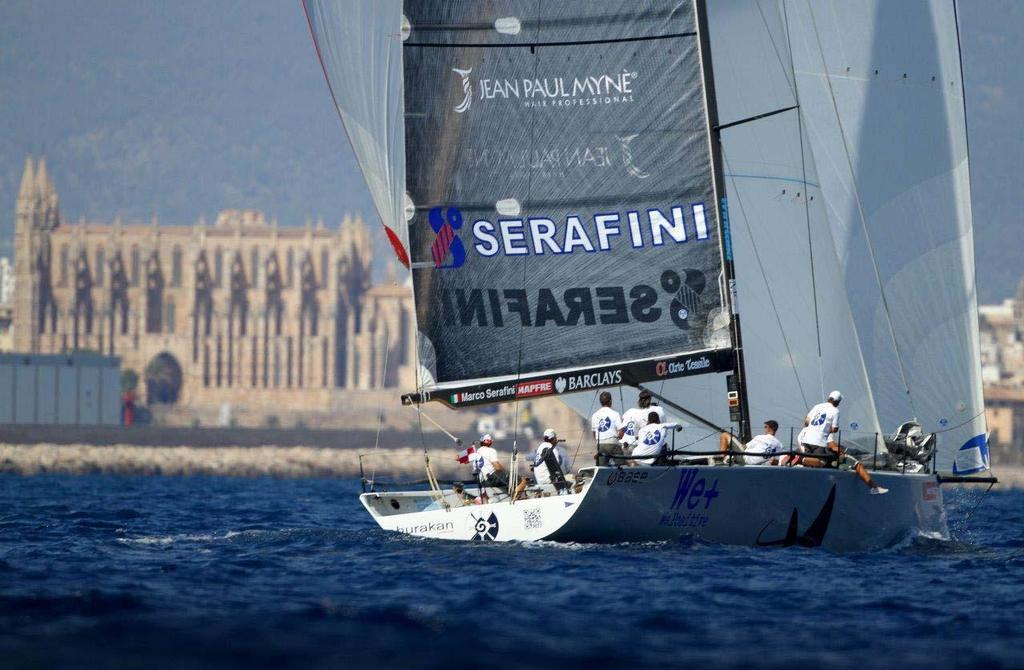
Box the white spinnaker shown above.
[303,0,410,266]
[784,0,988,474]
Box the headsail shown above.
[782,0,988,475]
[560,0,990,477]
[303,0,410,266]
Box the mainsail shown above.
[307,0,738,408]
[305,0,989,476]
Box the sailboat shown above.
[304,0,997,551]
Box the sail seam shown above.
[403,32,696,48]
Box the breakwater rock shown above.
[0,444,475,480]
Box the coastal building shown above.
[0,256,13,305]
[979,279,1024,460]
[10,156,416,418]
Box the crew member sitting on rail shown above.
[631,412,668,466]
[468,434,509,492]
[592,391,623,466]
[513,428,572,498]
[798,391,888,495]
[719,420,785,465]
[619,389,665,452]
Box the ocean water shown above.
[0,474,1021,669]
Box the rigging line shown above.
[509,9,543,463]
[803,0,917,414]
[715,104,798,132]
[572,391,600,468]
[369,327,392,487]
[754,0,798,97]
[781,0,824,396]
[959,481,995,529]
[721,145,811,410]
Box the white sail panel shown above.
[784,0,988,473]
[303,0,410,266]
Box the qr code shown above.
[522,507,543,530]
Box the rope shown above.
[369,327,391,488]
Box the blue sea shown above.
[0,474,1021,669]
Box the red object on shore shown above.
[122,391,135,426]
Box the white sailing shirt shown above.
[631,423,667,465]
[591,406,622,442]
[533,443,569,484]
[470,445,500,478]
[803,401,840,447]
[744,433,784,464]
[619,405,665,444]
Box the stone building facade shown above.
[12,157,416,416]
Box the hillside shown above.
[0,0,1020,300]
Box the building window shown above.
[59,245,69,286]
[171,246,183,287]
[214,247,223,287]
[286,248,294,287]
[95,248,105,287]
[131,245,140,286]
[320,248,329,286]
[165,296,175,333]
[250,248,260,289]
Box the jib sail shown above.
[400,1,733,405]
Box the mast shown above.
[694,0,752,442]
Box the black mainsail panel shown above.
[403,1,731,402]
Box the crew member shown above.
[591,391,623,466]
[719,420,785,465]
[468,434,509,492]
[631,412,667,466]
[799,391,888,494]
[514,428,571,498]
[618,389,665,450]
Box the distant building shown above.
[0,256,13,305]
[11,156,416,416]
[978,286,1024,386]
[979,279,1024,458]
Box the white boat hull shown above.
[360,465,947,552]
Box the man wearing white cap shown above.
[799,391,888,494]
[468,434,508,490]
[513,428,572,499]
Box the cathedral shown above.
[11,157,417,415]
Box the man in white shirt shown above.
[467,434,508,491]
[798,391,888,494]
[719,420,785,465]
[532,428,570,485]
[631,412,667,466]
[591,391,623,466]
[618,389,665,451]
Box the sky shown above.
[0,0,1021,301]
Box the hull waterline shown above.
[360,465,947,552]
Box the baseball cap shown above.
[480,434,493,446]
[543,428,557,440]
[828,390,843,402]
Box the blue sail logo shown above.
[429,207,466,269]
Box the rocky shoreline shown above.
[1,443,1020,489]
